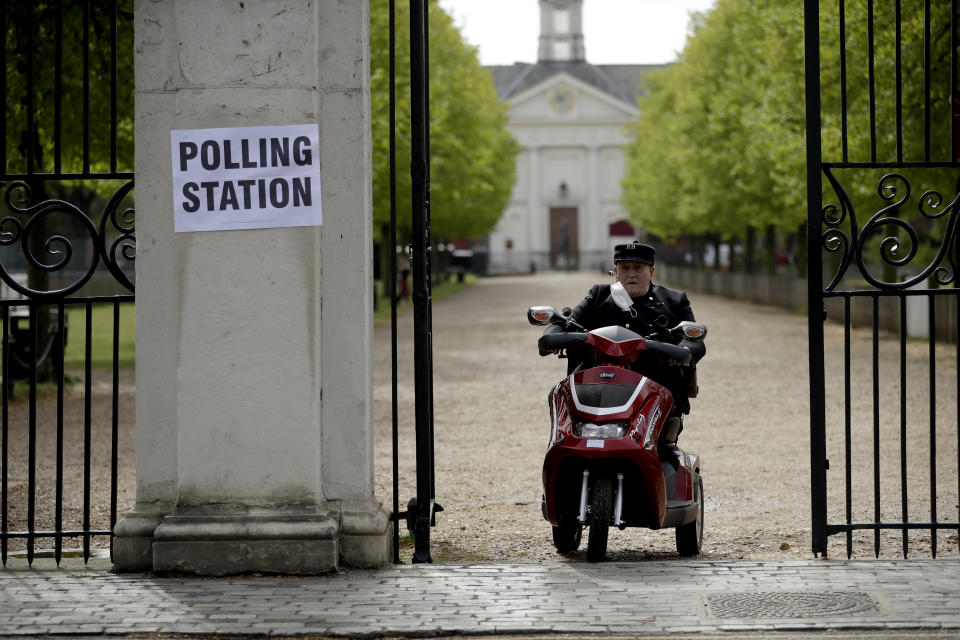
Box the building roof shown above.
[488,61,666,106]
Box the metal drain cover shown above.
[703,591,881,619]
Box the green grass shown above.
[8,275,469,380]
[373,273,477,324]
[19,274,471,375]
[0,302,133,400]
[63,301,135,370]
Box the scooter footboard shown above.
[661,458,700,528]
[662,499,700,528]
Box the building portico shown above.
[486,0,663,273]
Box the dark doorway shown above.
[550,207,579,270]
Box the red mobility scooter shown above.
[528,305,707,561]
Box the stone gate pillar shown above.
[114,0,390,574]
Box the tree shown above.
[622,0,805,244]
[4,1,134,178]
[2,2,135,381]
[621,0,958,280]
[369,0,519,246]
[2,1,135,290]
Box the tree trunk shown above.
[378,223,394,311]
[764,224,777,276]
[432,240,448,287]
[728,236,739,272]
[795,222,808,278]
[745,226,756,274]
[691,237,704,269]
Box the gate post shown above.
[114,0,390,574]
[803,0,829,558]
[408,0,436,565]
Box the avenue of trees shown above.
[622,0,958,277]
[369,0,519,280]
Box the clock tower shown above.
[538,0,586,62]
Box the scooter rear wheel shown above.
[676,473,703,556]
[586,476,613,562]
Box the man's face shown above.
[614,261,654,297]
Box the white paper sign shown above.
[170,124,323,232]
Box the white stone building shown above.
[483,0,664,274]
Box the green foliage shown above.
[622,0,958,254]
[369,1,519,243]
[622,0,806,240]
[2,0,135,257]
[4,1,134,178]
[372,272,476,324]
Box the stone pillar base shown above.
[113,504,169,572]
[151,505,339,576]
[340,503,393,568]
[114,502,393,574]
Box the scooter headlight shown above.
[574,421,628,439]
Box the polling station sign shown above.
[171,124,322,232]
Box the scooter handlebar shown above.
[645,340,692,366]
[538,332,588,352]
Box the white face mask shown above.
[610,281,638,317]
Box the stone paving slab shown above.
[1,560,960,637]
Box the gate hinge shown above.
[399,498,445,530]
[822,308,828,321]
[825,458,830,470]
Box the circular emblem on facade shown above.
[549,86,576,114]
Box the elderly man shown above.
[543,241,705,416]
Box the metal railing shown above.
[1,297,131,566]
[1,1,134,567]
[805,0,960,558]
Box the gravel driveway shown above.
[2,369,135,556]
[374,271,959,562]
[4,271,957,564]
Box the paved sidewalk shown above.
[1,560,960,637]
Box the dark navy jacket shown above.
[544,282,705,411]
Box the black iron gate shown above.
[806,0,960,557]
[0,1,135,566]
[387,0,438,563]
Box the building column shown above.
[114,0,389,575]
[528,146,542,262]
[585,145,601,257]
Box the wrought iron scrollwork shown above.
[0,180,135,300]
[821,169,960,291]
[98,181,136,292]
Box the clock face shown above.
[549,86,576,114]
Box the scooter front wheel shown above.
[552,518,582,554]
[586,476,613,562]
[676,473,703,556]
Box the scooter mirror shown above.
[673,321,708,341]
[528,306,557,325]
